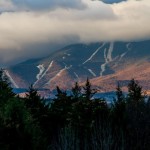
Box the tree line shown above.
[0,69,150,150]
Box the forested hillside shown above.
[0,69,150,150]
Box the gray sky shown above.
[0,0,149,66]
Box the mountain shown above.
[6,40,150,92]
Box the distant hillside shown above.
[6,40,150,92]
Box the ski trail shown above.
[120,43,131,60]
[5,70,19,88]
[40,61,53,79]
[74,72,79,79]
[100,42,114,76]
[88,69,96,77]
[36,64,45,80]
[100,48,107,76]
[33,61,53,86]
[46,65,72,85]
[107,42,114,61]
[120,52,127,59]
[83,43,105,64]
[126,43,131,50]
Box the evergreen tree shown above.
[0,97,44,150]
[25,84,45,115]
[83,78,97,101]
[72,82,81,100]
[24,84,50,136]
[116,82,124,102]
[127,79,144,103]
[0,69,15,105]
[50,86,72,128]
[112,83,126,129]
[55,86,68,100]
[113,83,126,115]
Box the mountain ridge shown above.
[6,40,150,92]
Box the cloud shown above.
[0,0,15,12]
[0,0,149,65]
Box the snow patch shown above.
[5,70,19,88]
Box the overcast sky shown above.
[0,0,150,66]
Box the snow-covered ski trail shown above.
[36,64,45,80]
[120,43,131,60]
[74,72,79,79]
[5,70,19,88]
[100,42,114,76]
[83,43,106,65]
[33,61,53,86]
[88,69,96,77]
[46,65,72,85]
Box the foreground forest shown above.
[0,69,150,150]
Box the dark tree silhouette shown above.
[83,78,97,101]
[127,79,144,103]
[0,69,15,105]
[72,82,82,100]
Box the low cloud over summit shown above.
[0,0,149,65]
